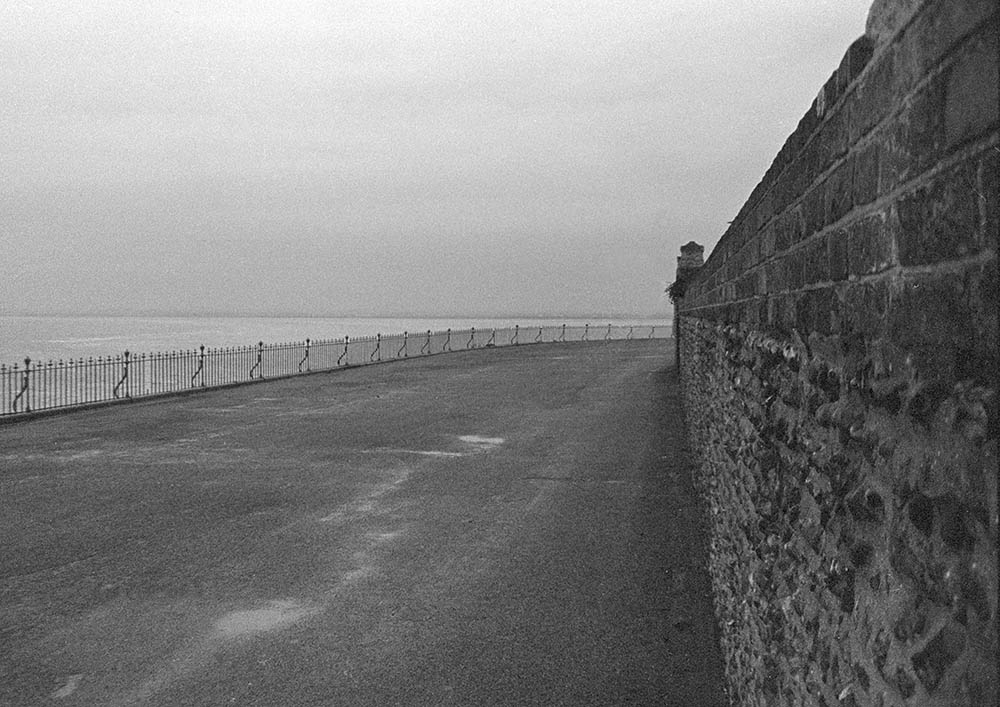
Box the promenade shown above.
[1,340,726,706]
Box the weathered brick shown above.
[877,73,948,195]
[746,235,761,268]
[804,237,830,286]
[774,205,805,253]
[852,143,881,206]
[945,25,999,150]
[818,107,850,171]
[849,49,896,142]
[757,295,770,327]
[756,268,768,296]
[786,249,805,291]
[761,223,776,259]
[848,213,893,277]
[828,229,849,282]
[896,160,983,265]
[795,287,839,336]
[821,72,840,118]
[982,148,998,250]
[887,275,972,381]
[825,160,854,226]
[803,184,827,238]
[964,259,999,387]
[841,278,891,340]
[766,261,785,294]
[798,135,826,193]
[908,71,949,169]
[843,35,875,85]
[892,0,996,91]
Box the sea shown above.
[0,314,670,365]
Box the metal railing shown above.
[1,324,670,417]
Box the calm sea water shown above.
[0,315,670,364]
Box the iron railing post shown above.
[299,339,310,372]
[113,350,130,399]
[12,358,30,413]
[250,341,263,378]
[338,337,349,366]
[192,345,206,386]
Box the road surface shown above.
[1,340,726,706]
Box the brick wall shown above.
[673,0,997,704]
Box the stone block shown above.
[849,50,897,142]
[945,24,999,150]
[906,70,949,173]
[843,35,876,85]
[886,274,971,381]
[786,249,805,291]
[828,229,849,282]
[761,223,777,259]
[896,160,983,265]
[824,160,854,226]
[983,148,998,251]
[842,279,891,339]
[766,261,786,294]
[892,0,996,91]
[964,259,999,388]
[865,0,921,46]
[804,237,831,286]
[848,212,893,276]
[877,72,948,195]
[803,183,827,239]
[852,143,881,207]
[818,107,850,171]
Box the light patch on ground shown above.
[212,599,319,642]
[109,598,319,706]
[318,466,412,524]
[370,448,465,458]
[458,435,504,450]
[366,529,404,543]
[341,566,376,584]
[51,674,83,699]
[0,449,103,464]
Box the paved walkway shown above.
[1,340,726,706]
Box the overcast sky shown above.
[2,0,873,318]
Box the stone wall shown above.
[673,0,997,704]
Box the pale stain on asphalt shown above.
[457,435,504,450]
[212,599,319,641]
[51,674,82,699]
[319,466,412,523]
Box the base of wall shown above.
[678,316,997,706]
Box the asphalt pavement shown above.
[1,340,727,706]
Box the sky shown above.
[2,0,874,318]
